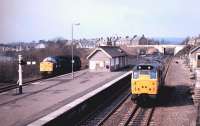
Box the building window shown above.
[198,55,200,60]
[89,61,96,69]
[106,65,109,69]
[100,61,104,67]
[105,60,109,65]
[111,59,114,66]
[116,57,119,65]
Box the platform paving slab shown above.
[0,69,127,126]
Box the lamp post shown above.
[71,23,80,79]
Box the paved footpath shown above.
[0,69,126,126]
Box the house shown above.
[188,37,196,45]
[76,39,97,48]
[96,37,112,46]
[189,46,200,70]
[188,37,200,45]
[97,36,134,46]
[87,46,128,72]
[115,37,131,46]
[131,35,148,45]
[35,43,46,49]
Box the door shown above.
[197,55,200,68]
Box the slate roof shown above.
[87,46,127,59]
[190,46,200,54]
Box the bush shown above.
[0,44,92,84]
[0,60,18,83]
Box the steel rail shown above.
[122,105,140,126]
[145,107,155,126]
[96,93,131,126]
[0,70,87,93]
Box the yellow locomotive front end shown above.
[39,57,57,77]
[131,64,160,103]
[40,61,54,73]
[131,75,158,95]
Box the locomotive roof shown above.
[43,55,80,62]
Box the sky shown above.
[0,0,200,43]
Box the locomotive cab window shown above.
[132,71,139,79]
[43,57,56,63]
[150,70,157,79]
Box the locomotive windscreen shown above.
[137,65,154,70]
[43,57,57,63]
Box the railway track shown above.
[77,57,172,126]
[96,93,132,126]
[77,92,155,126]
[0,78,42,93]
[0,70,88,93]
[76,82,131,126]
[123,107,155,126]
[99,96,155,126]
[79,56,172,126]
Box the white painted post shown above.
[18,55,23,94]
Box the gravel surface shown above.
[152,57,197,126]
[102,97,136,126]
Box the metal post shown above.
[71,23,80,79]
[18,55,23,94]
[71,24,74,79]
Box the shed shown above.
[87,46,128,72]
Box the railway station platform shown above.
[0,69,129,126]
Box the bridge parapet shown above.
[127,44,186,55]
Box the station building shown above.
[87,46,128,72]
[189,46,200,70]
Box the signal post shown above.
[18,54,23,94]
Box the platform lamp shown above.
[71,23,80,79]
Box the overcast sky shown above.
[0,0,200,43]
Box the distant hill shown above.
[153,37,185,44]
